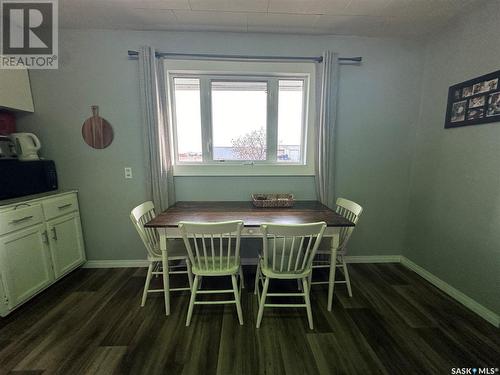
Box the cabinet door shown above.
[47,213,85,278]
[0,224,54,310]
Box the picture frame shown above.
[445,69,500,128]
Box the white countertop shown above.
[0,190,78,207]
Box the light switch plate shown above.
[124,167,133,179]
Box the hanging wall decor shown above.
[82,105,114,149]
[445,70,500,129]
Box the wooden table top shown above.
[145,201,355,228]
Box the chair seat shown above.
[259,257,311,279]
[148,239,188,260]
[191,256,240,276]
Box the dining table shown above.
[145,200,355,314]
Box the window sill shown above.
[172,163,315,177]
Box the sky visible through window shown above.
[174,78,202,161]
[278,80,304,163]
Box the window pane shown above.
[277,80,304,163]
[173,78,202,162]
[211,81,267,161]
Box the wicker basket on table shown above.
[251,193,295,208]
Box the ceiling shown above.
[60,0,480,37]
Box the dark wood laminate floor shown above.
[0,263,498,375]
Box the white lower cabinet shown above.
[0,224,54,309]
[0,191,86,316]
[47,213,85,278]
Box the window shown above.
[173,78,202,162]
[278,80,304,163]
[211,81,268,161]
[166,60,315,175]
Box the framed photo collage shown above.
[445,70,500,129]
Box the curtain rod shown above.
[127,50,362,63]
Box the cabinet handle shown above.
[58,203,72,210]
[10,215,33,224]
[42,231,49,244]
[14,203,30,210]
[51,227,58,241]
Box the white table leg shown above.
[327,233,339,312]
[160,230,170,316]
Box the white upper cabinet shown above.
[0,69,34,112]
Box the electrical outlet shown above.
[124,167,133,179]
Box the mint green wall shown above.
[175,176,316,201]
[406,1,500,314]
[17,29,424,260]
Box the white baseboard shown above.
[245,255,403,265]
[83,260,149,268]
[401,256,500,328]
[345,255,402,263]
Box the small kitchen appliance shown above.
[9,133,41,161]
[0,136,16,159]
[0,159,58,201]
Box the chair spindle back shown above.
[335,197,363,250]
[179,221,243,271]
[130,201,160,258]
[261,222,326,274]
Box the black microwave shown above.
[0,160,58,201]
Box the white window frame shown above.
[165,59,316,176]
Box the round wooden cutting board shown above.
[82,105,113,149]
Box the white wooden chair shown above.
[254,222,326,330]
[311,198,363,300]
[179,220,244,326]
[130,201,193,314]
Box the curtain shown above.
[315,51,339,208]
[138,46,175,211]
